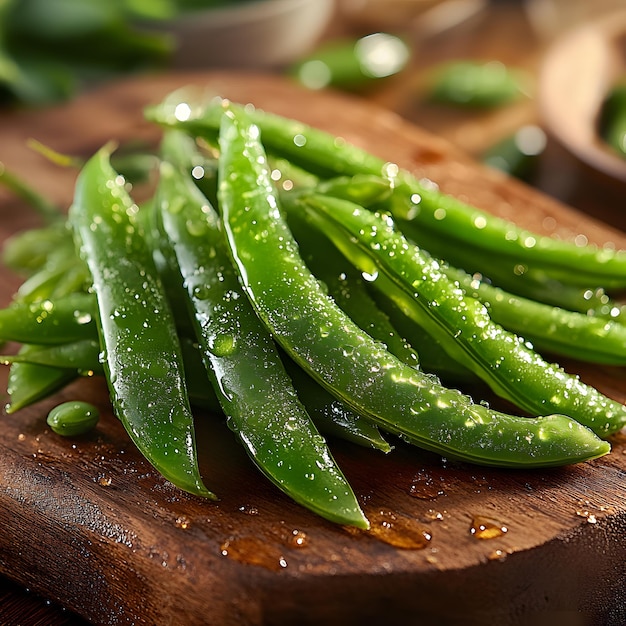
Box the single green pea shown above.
[47,400,99,436]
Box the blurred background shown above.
[2,0,625,223]
[0,0,625,623]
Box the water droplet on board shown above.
[175,516,191,530]
[470,515,508,539]
[238,504,259,516]
[366,508,432,549]
[220,536,288,571]
[487,549,509,561]
[575,509,598,524]
[287,529,309,548]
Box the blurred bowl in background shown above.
[538,8,626,185]
[158,0,336,69]
[337,0,486,36]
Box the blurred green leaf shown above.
[7,0,119,39]
[0,0,254,105]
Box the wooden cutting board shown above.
[1,72,626,626]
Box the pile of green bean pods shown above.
[2,93,626,529]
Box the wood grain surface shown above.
[0,72,625,626]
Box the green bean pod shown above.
[0,292,97,344]
[216,105,609,467]
[285,202,419,370]
[0,339,102,373]
[444,264,626,365]
[5,346,79,414]
[69,145,213,499]
[146,97,626,288]
[397,217,624,318]
[301,193,626,437]
[155,147,368,528]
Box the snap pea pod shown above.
[285,202,419,370]
[146,97,626,288]
[287,178,476,380]
[159,130,390,454]
[5,346,79,414]
[155,149,368,528]
[2,222,70,274]
[396,217,624,319]
[69,145,213,500]
[289,191,479,382]
[444,264,626,365]
[0,291,96,344]
[216,105,609,467]
[287,179,474,379]
[301,193,626,437]
[0,338,102,373]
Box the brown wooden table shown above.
[1,2,624,624]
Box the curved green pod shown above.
[0,292,96,345]
[301,193,626,437]
[69,146,213,499]
[146,97,626,289]
[216,105,609,468]
[155,143,368,529]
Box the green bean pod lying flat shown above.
[0,339,102,373]
[0,291,96,345]
[69,146,214,499]
[2,222,70,274]
[443,264,626,365]
[217,105,609,468]
[155,148,368,528]
[5,347,79,414]
[301,193,626,437]
[396,217,625,319]
[146,97,626,289]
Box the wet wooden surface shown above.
[1,4,626,626]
